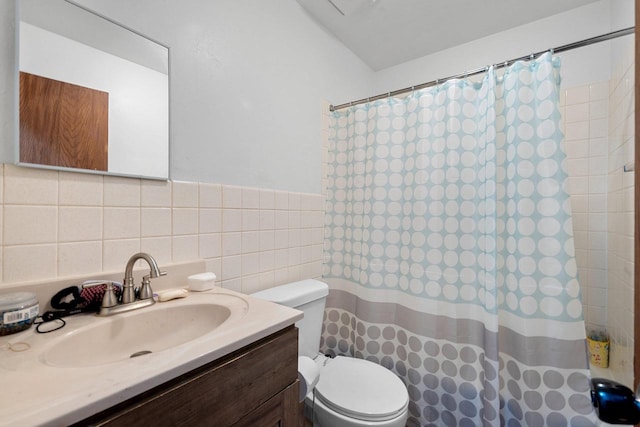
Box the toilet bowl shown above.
[306,355,408,427]
[252,280,409,427]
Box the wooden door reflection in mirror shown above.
[20,71,108,171]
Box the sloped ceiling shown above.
[297,0,603,70]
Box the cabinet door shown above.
[233,382,301,427]
[75,326,299,427]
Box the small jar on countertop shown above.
[0,292,39,336]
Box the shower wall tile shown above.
[565,103,589,123]
[565,85,589,105]
[605,40,635,389]
[564,140,589,159]
[0,164,324,298]
[590,100,608,120]
[561,80,610,333]
[561,59,635,387]
[590,81,609,101]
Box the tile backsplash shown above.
[0,164,325,294]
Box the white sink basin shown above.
[44,303,232,367]
[0,285,302,427]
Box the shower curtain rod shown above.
[329,26,635,112]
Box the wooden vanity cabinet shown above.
[75,326,301,427]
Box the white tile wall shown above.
[562,39,636,388]
[562,80,610,332]
[605,39,635,388]
[0,164,325,295]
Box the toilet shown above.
[252,279,409,427]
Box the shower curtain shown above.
[321,53,596,426]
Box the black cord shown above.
[33,316,65,333]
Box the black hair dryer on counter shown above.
[591,378,640,424]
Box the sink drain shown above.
[130,350,152,358]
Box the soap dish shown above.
[188,272,217,292]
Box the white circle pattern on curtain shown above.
[324,53,582,322]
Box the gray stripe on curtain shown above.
[327,289,589,369]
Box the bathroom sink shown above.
[43,302,232,367]
[0,281,302,427]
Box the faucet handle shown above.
[139,275,154,300]
[101,282,119,308]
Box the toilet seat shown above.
[313,356,409,422]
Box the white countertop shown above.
[0,287,302,426]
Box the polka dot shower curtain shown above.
[321,53,597,426]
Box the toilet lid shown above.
[314,356,409,422]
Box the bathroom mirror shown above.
[16,0,169,179]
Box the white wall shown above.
[71,0,374,194]
[368,0,630,98]
[611,0,636,67]
[1,0,374,194]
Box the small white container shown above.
[0,292,39,336]
[188,272,217,292]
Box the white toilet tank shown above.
[252,279,328,358]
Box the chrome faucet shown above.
[98,252,167,316]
